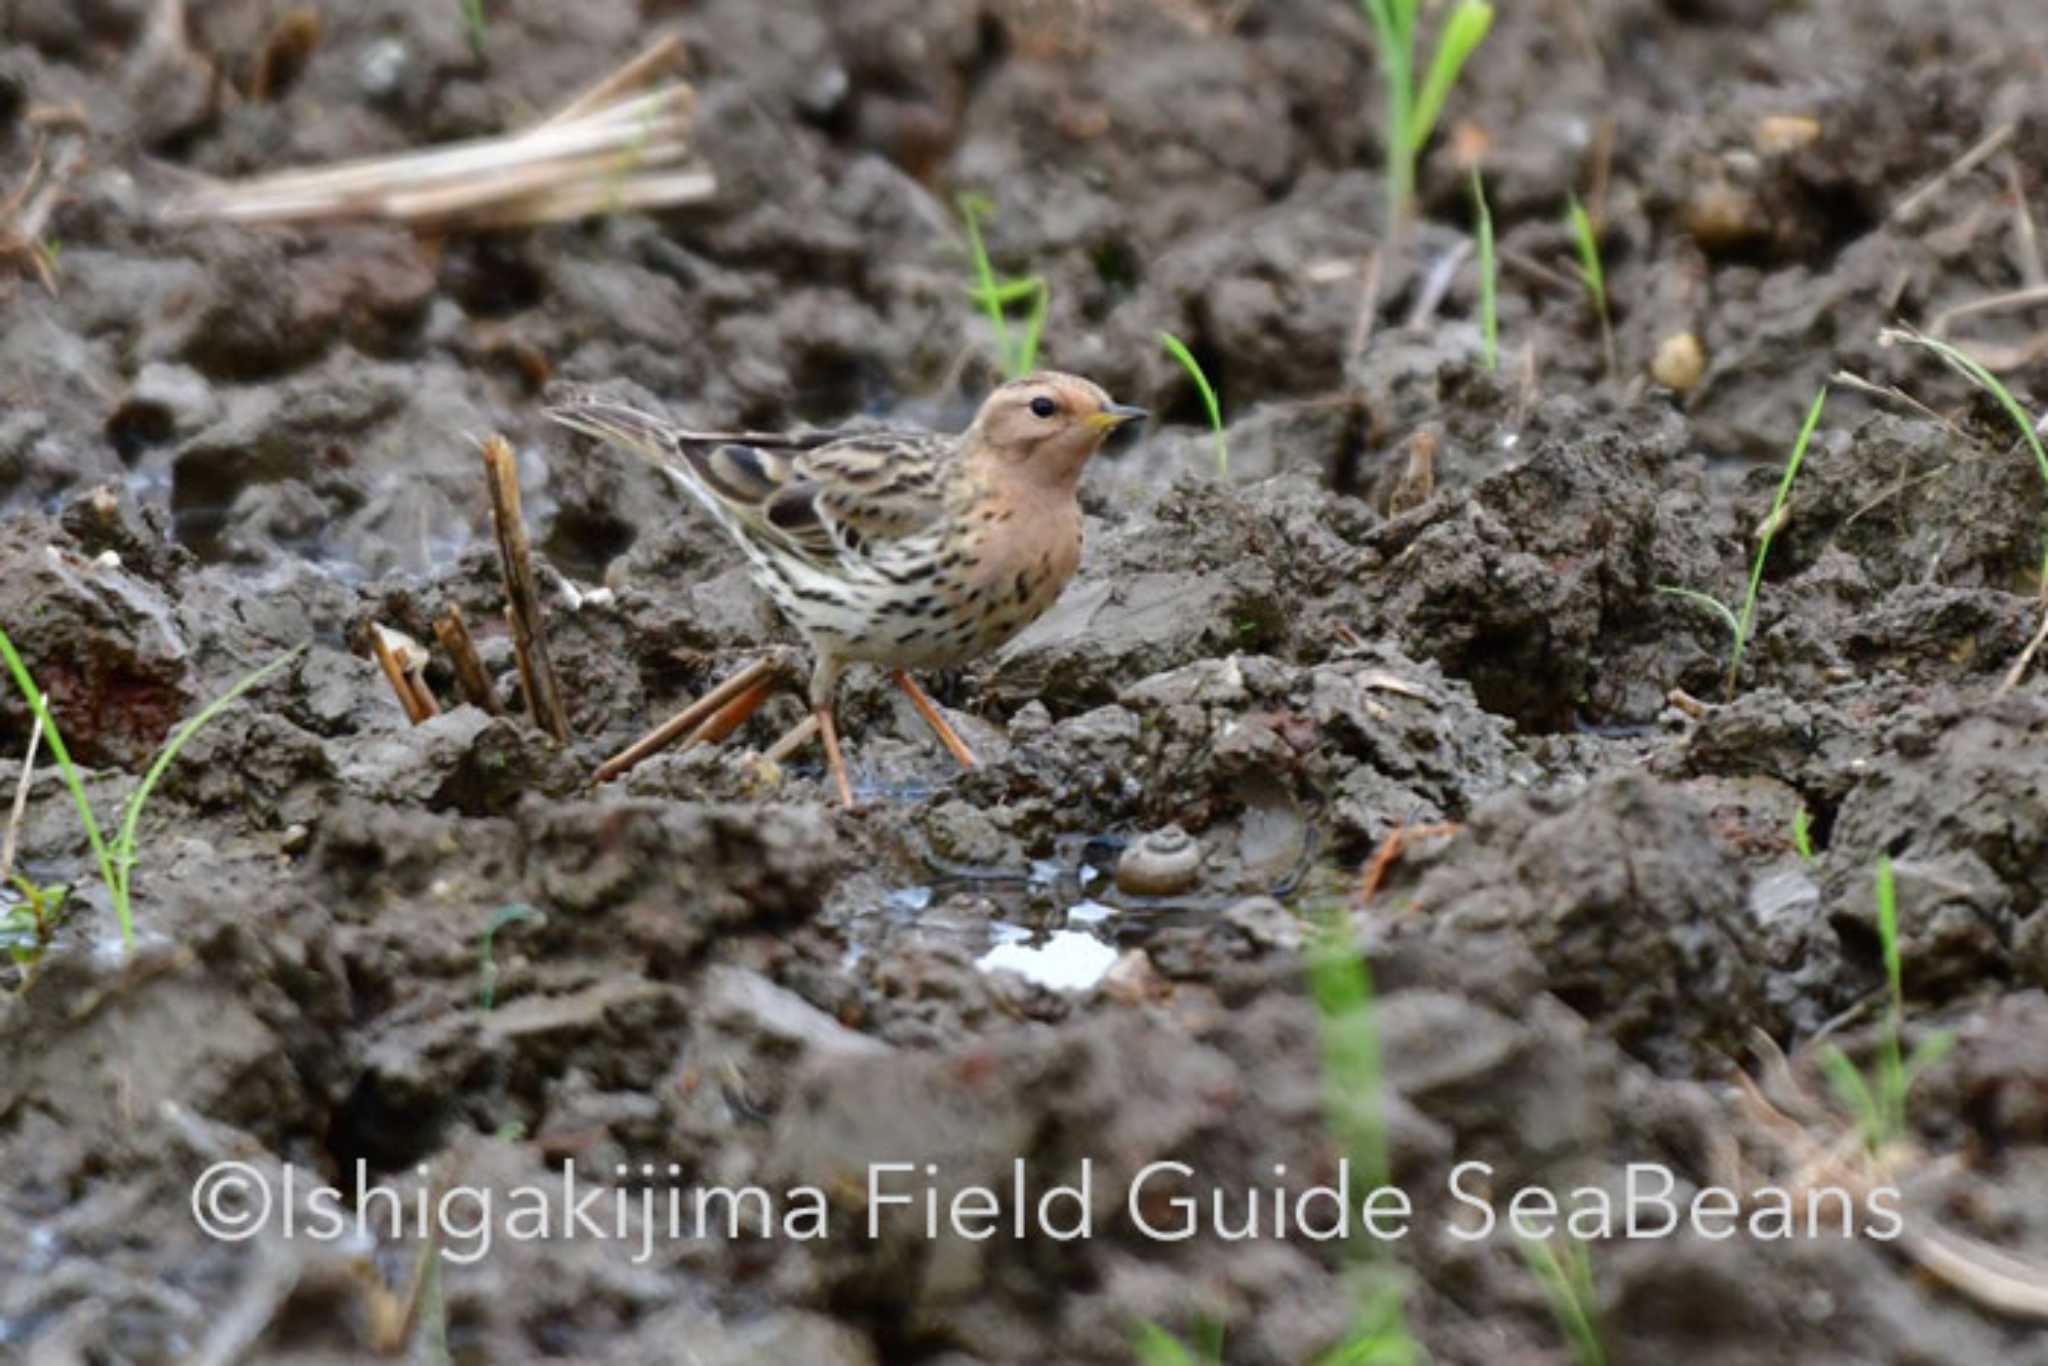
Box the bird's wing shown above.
[770,433,950,554]
[545,393,951,564]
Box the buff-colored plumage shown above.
[547,372,1145,805]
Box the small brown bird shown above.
[548,372,1146,806]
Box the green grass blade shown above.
[1308,913,1388,1189]
[1132,1323,1198,1366]
[0,625,123,944]
[1471,167,1497,371]
[478,903,545,1011]
[1873,855,1900,1002]
[1902,1030,1956,1088]
[1727,386,1827,697]
[1316,1273,1416,1366]
[1159,331,1228,479]
[1359,0,1417,216]
[1654,586,1741,642]
[1566,194,1602,296]
[1017,277,1049,376]
[1871,854,1906,1140]
[1818,1044,1881,1148]
[114,645,305,909]
[957,192,1018,378]
[1565,195,1617,378]
[1388,0,1420,46]
[1883,326,2048,490]
[1518,1236,1607,1366]
[977,277,1043,307]
[1408,2,1493,155]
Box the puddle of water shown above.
[1065,899,1115,926]
[885,886,934,914]
[975,929,1118,992]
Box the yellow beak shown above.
[1086,402,1149,433]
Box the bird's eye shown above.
[1029,396,1058,419]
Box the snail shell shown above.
[1114,825,1202,897]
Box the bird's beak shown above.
[1087,402,1149,433]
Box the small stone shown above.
[1651,332,1706,393]
[1224,895,1302,951]
[1100,948,1170,1005]
[358,38,410,101]
[1007,699,1053,741]
[1755,114,1821,156]
[1685,178,1767,252]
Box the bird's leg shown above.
[815,708,854,808]
[592,655,783,784]
[891,670,976,770]
[807,657,855,808]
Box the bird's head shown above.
[967,371,1147,492]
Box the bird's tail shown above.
[543,390,683,469]
[543,389,794,528]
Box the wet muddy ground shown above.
[5,1,2048,1362]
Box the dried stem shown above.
[162,38,712,230]
[370,624,435,724]
[433,606,499,714]
[1891,122,2014,225]
[592,656,784,785]
[1926,284,2048,339]
[541,32,687,127]
[480,436,571,744]
[2,711,44,885]
[763,714,822,766]
[1997,605,2048,697]
[2007,156,2045,289]
[1348,242,1388,362]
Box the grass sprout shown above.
[1132,1320,1224,1366]
[478,903,546,1010]
[1819,857,1955,1154]
[2,875,75,989]
[1518,1234,1607,1366]
[1139,908,1419,1364]
[1310,912,1390,1189]
[1791,808,1816,862]
[959,192,1050,380]
[0,629,303,950]
[1879,325,2048,587]
[1659,385,1828,700]
[1159,332,1228,478]
[1312,1271,1418,1366]
[1565,194,1617,380]
[1353,0,1493,355]
[1357,0,1495,228]
[462,0,488,57]
[1308,909,1419,1366]
[1471,167,1498,371]
[1653,586,1739,642]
